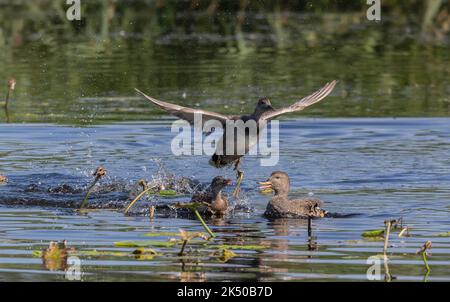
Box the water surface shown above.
[1,119,449,281]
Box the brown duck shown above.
[258,171,327,219]
[190,176,231,216]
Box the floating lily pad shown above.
[213,244,266,251]
[215,249,237,262]
[144,232,180,237]
[436,232,450,237]
[76,250,129,257]
[173,202,208,211]
[157,190,177,196]
[132,247,157,255]
[114,240,176,248]
[32,251,43,257]
[362,229,385,238]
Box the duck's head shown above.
[258,171,290,196]
[210,176,232,193]
[254,97,274,115]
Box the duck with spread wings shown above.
[135,80,337,198]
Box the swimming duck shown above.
[258,171,327,219]
[190,176,231,216]
[135,80,337,198]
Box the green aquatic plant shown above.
[417,241,432,273]
[124,179,177,215]
[144,231,180,237]
[173,202,216,238]
[132,247,158,260]
[214,249,237,263]
[178,229,209,256]
[435,231,450,237]
[361,229,385,238]
[114,240,176,248]
[213,244,266,251]
[124,184,153,214]
[80,166,107,209]
[33,247,157,259]
[158,189,177,196]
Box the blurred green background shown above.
[0,0,449,123]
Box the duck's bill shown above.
[258,180,273,193]
[224,179,232,186]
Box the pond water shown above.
[1,119,449,281]
[1,6,450,281]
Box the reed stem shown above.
[383,220,392,255]
[124,187,153,214]
[194,210,215,238]
[80,176,100,209]
[178,240,188,256]
[421,252,430,272]
[80,167,106,209]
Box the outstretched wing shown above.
[259,80,337,121]
[135,88,231,130]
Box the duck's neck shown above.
[252,107,270,120]
[273,186,289,199]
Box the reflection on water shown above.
[1,3,450,123]
[0,119,449,281]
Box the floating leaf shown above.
[144,231,180,237]
[76,250,129,257]
[215,249,237,262]
[362,229,385,238]
[173,202,208,211]
[32,251,43,257]
[436,232,450,237]
[114,240,175,248]
[157,189,177,196]
[214,244,266,251]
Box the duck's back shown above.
[265,197,325,219]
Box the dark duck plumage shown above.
[259,171,327,219]
[135,80,337,197]
[190,176,231,216]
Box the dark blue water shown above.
[1,118,449,281]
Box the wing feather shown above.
[135,88,230,130]
[260,80,337,121]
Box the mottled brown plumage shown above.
[191,176,231,216]
[259,171,327,219]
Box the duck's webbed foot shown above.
[232,159,244,198]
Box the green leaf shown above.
[213,244,266,251]
[157,190,177,196]
[436,232,450,237]
[114,240,176,248]
[143,231,179,237]
[32,251,43,257]
[362,229,385,238]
